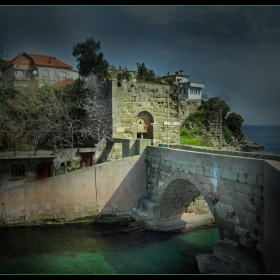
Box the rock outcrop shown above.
[221,138,265,153]
[237,138,265,152]
[195,239,266,274]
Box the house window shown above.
[190,88,200,94]
[11,164,25,179]
[23,71,30,77]
[43,70,49,77]
[60,71,66,78]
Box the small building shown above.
[1,52,76,88]
[159,70,205,100]
[0,150,56,188]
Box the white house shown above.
[159,70,205,100]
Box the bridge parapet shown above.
[169,144,280,162]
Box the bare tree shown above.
[40,88,83,154]
[5,82,50,155]
[5,82,83,155]
[211,90,234,110]
[75,78,112,144]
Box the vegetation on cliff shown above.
[180,96,244,147]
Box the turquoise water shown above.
[0,223,219,274]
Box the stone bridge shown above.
[130,145,280,274]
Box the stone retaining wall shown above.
[0,155,147,225]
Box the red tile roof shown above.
[2,52,72,70]
[28,54,72,69]
[2,52,24,70]
[51,78,76,88]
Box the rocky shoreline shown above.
[222,137,265,153]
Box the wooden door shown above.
[80,152,93,168]
[38,163,51,180]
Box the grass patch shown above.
[180,134,215,147]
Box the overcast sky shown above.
[1,5,279,125]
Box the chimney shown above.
[167,71,169,76]
[50,56,56,64]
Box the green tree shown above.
[0,87,17,104]
[0,58,9,71]
[159,77,175,86]
[226,112,244,140]
[136,62,157,82]
[198,97,230,124]
[117,71,132,81]
[72,37,109,78]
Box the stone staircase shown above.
[131,198,160,222]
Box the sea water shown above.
[0,223,219,275]
[242,125,280,155]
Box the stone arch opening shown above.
[157,172,218,227]
[136,111,154,140]
[159,179,212,222]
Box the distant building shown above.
[159,70,205,100]
[1,52,77,88]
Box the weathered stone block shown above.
[190,166,197,174]
[235,225,247,236]
[232,199,245,211]
[245,202,260,214]
[235,209,248,220]
[257,175,264,187]
[246,212,259,225]
[247,174,258,185]
[165,160,171,167]
[219,195,232,206]
[221,170,232,180]
[202,183,211,193]
[238,172,247,183]
[204,167,212,177]
[161,198,175,205]
[197,168,204,176]
[239,236,252,246]
[233,182,250,195]
[225,180,234,190]
[216,208,227,220]
[227,215,239,225]
[253,186,263,197]
[235,191,252,202]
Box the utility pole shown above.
[219,107,222,149]
[167,89,170,148]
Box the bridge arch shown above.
[158,171,218,224]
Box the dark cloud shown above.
[0,5,279,124]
